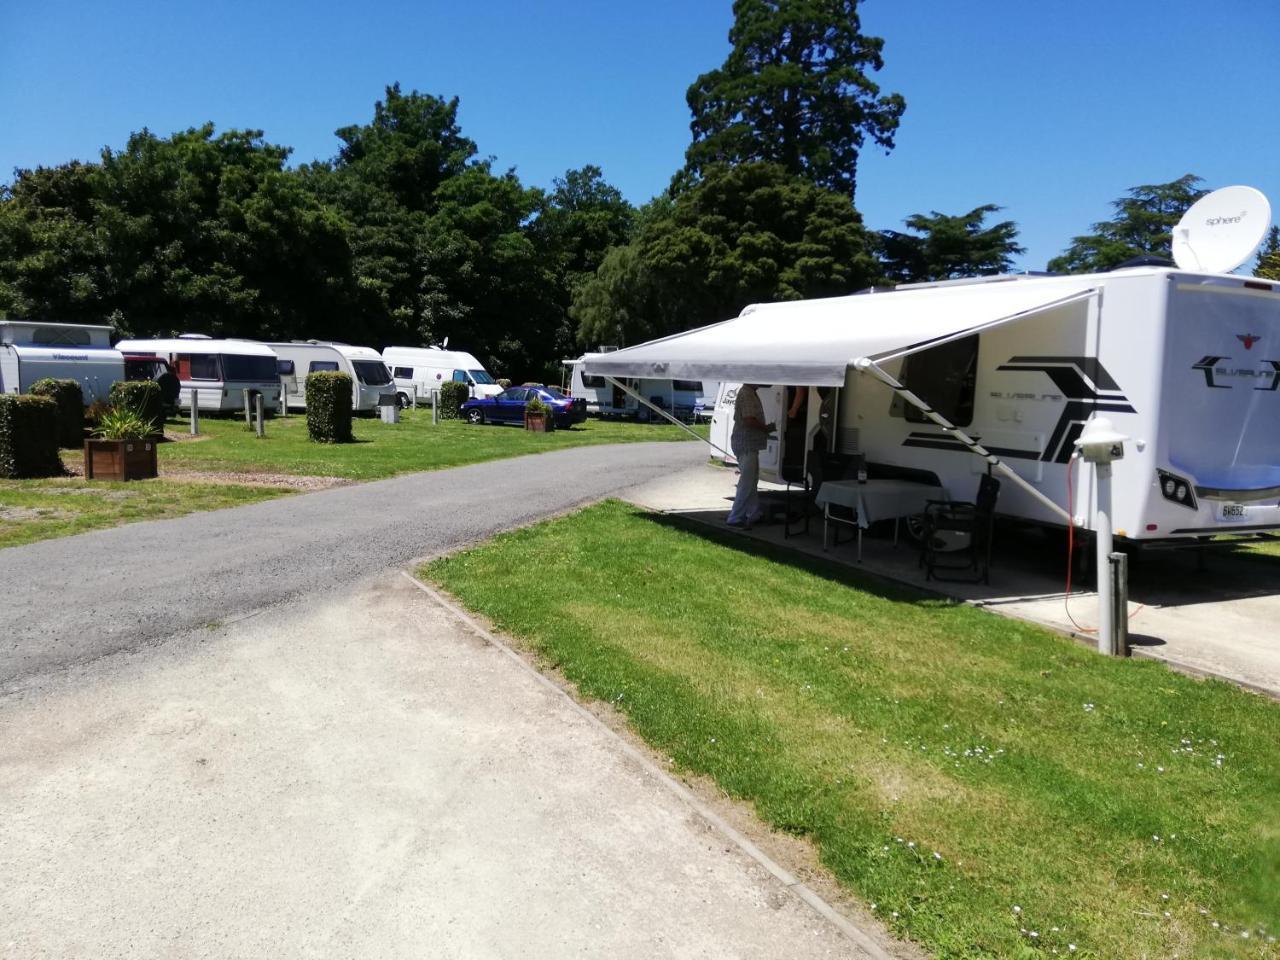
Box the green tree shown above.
[1048,174,1207,273]
[572,162,877,346]
[877,204,1024,284]
[684,0,905,200]
[1255,225,1280,281]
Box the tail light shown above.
[1156,469,1196,510]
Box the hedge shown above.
[0,394,63,478]
[108,380,164,434]
[30,378,84,447]
[306,371,353,442]
[438,380,470,420]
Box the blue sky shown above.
[3,0,1278,270]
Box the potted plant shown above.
[84,408,159,481]
[524,394,555,433]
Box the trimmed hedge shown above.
[108,380,164,433]
[438,380,470,420]
[30,377,84,448]
[0,394,63,478]
[306,371,353,442]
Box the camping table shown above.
[814,478,947,562]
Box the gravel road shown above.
[0,440,705,688]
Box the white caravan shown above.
[591,266,1280,546]
[0,320,123,404]
[564,357,718,421]
[268,341,395,412]
[382,346,501,406]
[114,335,281,413]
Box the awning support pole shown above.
[604,376,731,459]
[855,358,1075,525]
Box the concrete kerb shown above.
[403,572,898,960]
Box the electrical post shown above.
[1073,417,1130,656]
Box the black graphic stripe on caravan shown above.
[994,357,1136,463]
[901,432,1040,460]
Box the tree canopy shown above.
[877,205,1024,284]
[684,0,905,200]
[1255,226,1280,281]
[1047,174,1207,274]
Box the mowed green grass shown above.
[423,501,1280,960]
[0,478,289,548]
[157,409,704,480]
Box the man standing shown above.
[727,384,772,527]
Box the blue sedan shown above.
[461,386,587,429]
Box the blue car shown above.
[461,386,587,429]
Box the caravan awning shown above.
[580,278,1100,386]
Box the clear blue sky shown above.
[3,0,1278,271]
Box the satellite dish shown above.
[1171,185,1271,273]
[442,336,449,349]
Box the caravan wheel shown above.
[396,392,410,410]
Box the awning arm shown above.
[604,376,732,459]
[854,358,1075,525]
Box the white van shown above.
[114,335,281,413]
[381,346,502,406]
[0,320,123,404]
[268,341,395,412]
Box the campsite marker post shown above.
[1074,418,1130,656]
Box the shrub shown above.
[437,380,470,420]
[30,377,84,447]
[306,371,353,442]
[93,408,155,440]
[496,378,512,389]
[0,394,63,478]
[108,380,164,434]
[525,393,556,431]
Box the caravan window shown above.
[32,328,91,346]
[277,360,295,375]
[580,374,606,388]
[893,335,978,427]
[309,360,340,373]
[184,354,220,381]
[224,354,280,381]
[673,380,702,392]
[352,360,392,386]
[393,366,413,379]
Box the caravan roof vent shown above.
[1171,185,1271,274]
[178,333,213,339]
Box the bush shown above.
[0,394,63,478]
[306,371,353,442]
[438,380,470,420]
[108,380,164,434]
[496,378,512,389]
[29,378,84,447]
[525,392,556,430]
[93,408,155,440]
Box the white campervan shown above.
[382,346,502,406]
[0,320,124,404]
[564,355,717,421]
[114,335,281,413]
[268,341,395,413]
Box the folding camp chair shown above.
[921,473,1001,584]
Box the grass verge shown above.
[0,478,290,549]
[422,500,1279,960]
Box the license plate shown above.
[1219,502,1247,521]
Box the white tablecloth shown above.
[814,479,946,529]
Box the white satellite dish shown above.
[1171,185,1271,273]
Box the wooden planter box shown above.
[524,412,553,433]
[84,438,158,481]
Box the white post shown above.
[1094,460,1114,655]
[431,389,439,424]
[281,382,288,417]
[243,388,252,428]
[189,390,200,436]
[411,384,418,410]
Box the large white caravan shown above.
[0,320,123,404]
[382,346,501,406]
[268,341,395,412]
[114,335,281,413]
[591,265,1280,546]
[564,356,718,421]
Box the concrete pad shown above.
[0,572,883,959]
[624,463,1280,698]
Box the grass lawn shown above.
[157,409,705,480]
[0,478,290,549]
[423,500,1279,960]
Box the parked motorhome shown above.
[382,346,501,406]
[563,356,717,421]
[588,266,1280,546]
[0,320,123,404]
[114,336,281,413]
[268,341,395,412]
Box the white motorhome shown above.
[382,346,501,406]
[590,266,1280,546]
[114,335,281,413]
[564,356,717,421]
[0,320,123,404]
[268,341,395,412]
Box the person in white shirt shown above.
[727,384,772,527]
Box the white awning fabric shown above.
[580,278,1100,387]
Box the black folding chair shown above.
[786,451,857,540]
[921,473,1001,584]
